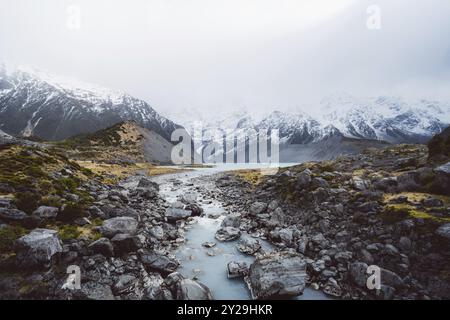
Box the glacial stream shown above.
[137,165,329,300]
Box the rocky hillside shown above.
[0,66,179,141]
[51,121,173,164]
[214,144,450,299]
[0,141,197,299]
[428,125,450,162]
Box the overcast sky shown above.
[1,0,450,117]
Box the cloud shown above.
[1,0,449,116]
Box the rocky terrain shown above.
[0,123,449,300]
[212,142,450,299]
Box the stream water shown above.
[129,165,330,300]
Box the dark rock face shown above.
[214,144,450,300]
[245,251,307,300]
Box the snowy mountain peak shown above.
[0,67,179,141]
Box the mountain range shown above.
[0,65,179,141]
[1,66,450,162]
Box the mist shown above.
[1,0,450,117]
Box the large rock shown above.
[161,272,213,300]
[111,233,141,254]
[176,279,213,300]
[237,236,261,255]
[165,208,192,222]
[140,251,180,275]
[88,237,114,257]
[33,206,58,219]
[215,227,241,241]
[100,217,138,238]
[0,208,28,222]
[137,177,159,190]
[297,169,312,189]
[15,228,62,269]
[221,214,241,228]
[245,251,307,299]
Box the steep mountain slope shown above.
[0,66,179,141]
[52,121,173,164]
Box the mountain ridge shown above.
[0,66,180,141]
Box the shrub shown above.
[57,202,86,223]
[58,225,81,241]
[14,191,41,214]
[0,225,27,253]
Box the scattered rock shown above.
[202,242,216,248]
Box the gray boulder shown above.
[15,228,62,269]
[176,279,213,300]
[297,169,312,189]
[215,227,241,241]
[165,208,192,222]
[237,236,261,255]
[100,217,138,238]
[140,251,180,275]
[221,214,241,228]
[245,251,307,299]
[33,206,58,219]
[0,208,28,222]
[137,177,159,190]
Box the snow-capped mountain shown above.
[0,66,179,141]
[320,94,450,143]
[172,94,450,148]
